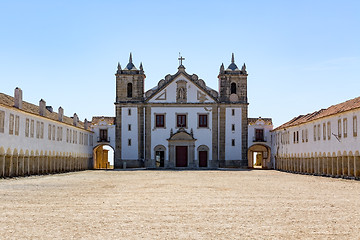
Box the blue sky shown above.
[1,0,359,127]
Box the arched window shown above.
[231,82,236,94]
[127,83,133,98]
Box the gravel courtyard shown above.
[1,170,360,239]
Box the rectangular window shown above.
[128,108,131,116]
[293,132,296,143]
[69,129,72,143]
[9,114,14,135]
[327,122,331,140]
[231,139,235,146]
[296,131,299,143]
[232,124,235,131]
[15,115,19,136]
[40,122,44,139]
[338,119,342,138]
[177,114,186,128]
[128,138,131,146]
[48,124,52,140]
[30,120,34,138]
[25,118,29,137]
[198,114,208,128]
[343,118,347,138]
[0,110,4,133]
[232,109,235,116]
[313,125,316,141]
[305,129,308,142]
[317,124,320,140]
[36,121,40,138]
[155,114,165,128]
[52,125,55,140]
[302,130,304,142]
[128,124,131,131]
[354,116,358,137]
[59,127,63,141]
[323,123,326,140]
[66,129,69,142]
[100,129,108,141]
[57,127,60,141]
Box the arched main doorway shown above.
[93,144,114,169]
[248,144,271,169]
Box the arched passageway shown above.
[93,144,114,169]
[248,144,271,169]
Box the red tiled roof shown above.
[91,116,115,125]
[273,96,360,131]
[0,92,88,130]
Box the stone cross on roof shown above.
[178,53,185,66]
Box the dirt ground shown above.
[1,170,360,239]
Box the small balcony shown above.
[97,137,110,143]
[253,136,267,142]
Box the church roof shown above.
[91,116,115,125]
[226,53,240,71]
[124,53,138,70]
[145,64,219,102]
[248,117,273,126]
[0,92,89,130]
[273,96,360,131]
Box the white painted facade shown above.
[248,119,272,149]
[0,105,93,156]
[272,109,360,158]
[225,107,242,160]
[150,106,213,161]
[121,107,139,160]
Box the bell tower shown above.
[115,53,145,102]
[218,53,248,103]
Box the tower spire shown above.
[129,52,133,63]
[231,53,235,63]
[140,62,143,71]
[117,62,121,70]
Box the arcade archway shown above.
[248,144,271,169]
[93,144,114,169]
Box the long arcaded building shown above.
[271,96,360,178]
[0,88,94,178]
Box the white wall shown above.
[272,109,360,158]
[225,107,242,160]
[121,107,138,159]
[0,105,93,156]
[248,120,272,149]
[148,75,215,104]
[150,106,213,160]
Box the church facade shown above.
[114,54,248,168]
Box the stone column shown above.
[342,155,348,177]
[5,154,12,177]
[0,154,4,177]
[348,155,354,177]
[18,153,24,176]
[355,155,360,179]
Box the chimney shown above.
[14,87,23,109]
[73,113,79,127]
[84,118,89,130]
[58,107,64,122]
[39,99,46,116]
[46,106,53,113]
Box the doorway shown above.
[199,151,207,167]
[176,146,188,167]
[155,151,164,167]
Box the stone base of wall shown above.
[115,159,144,169]
[219,159,248,168]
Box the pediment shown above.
[168,128,196,141]
[146,71,218,103]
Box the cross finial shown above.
[178,52,185,66]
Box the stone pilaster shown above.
[241,104,248,167]
[114,106,122,168]
[211,105,218,168]
[138,105,144,161]
[219,106,226,167]
[144,106,152,167]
